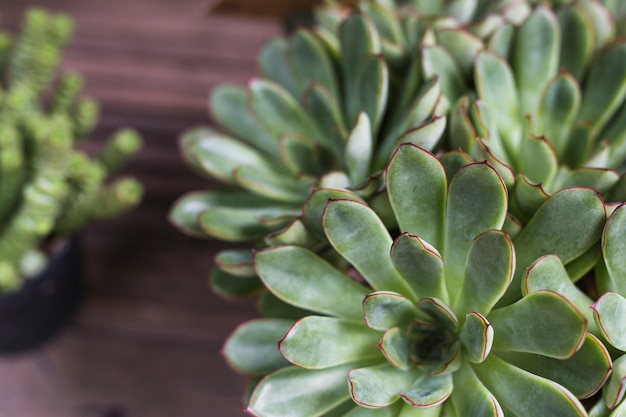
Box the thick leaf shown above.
[302,188,364,238]
[557,5,594,81]
[264,219,323,249]
[489,290,586,359]
[289,29,338,102]
[248,364,354,417]
[340,402,404,417]
[459,312,494,363]
[436,29,483,77]
[508,175,549,223]
[234,164,313,203]
[550,168,620,197]
[390,233,447,302]
[599,205,626,294]
[417,298,458,332]
[345,112,373,186]
[259,38,300,98]
[256,245,370,320]
[401,373,452,407]
[169,191,219,237]
[534,72,581,161]
[518,134,558,188]
[452,362,504,417]
[443,162,508,299]
[475,51,521,157]
[513,6,560,117]
[349,363,422,408]
[592,292,626,351]
[257,291,313,320]
[488,23,515,60]
[215,249,255,277]
[210,267,264,298]
[499,333,612,399]
[363,291,419,332]
[439,150,472,185]
[278,134,327,176]
[505,187,605,303]
[469,139,515,189]
[394,116,446,152]
[454,230,514,316]
[223,319,292,375]
[279,316,381,369]
[603,354,626,409]
[303,83,346,158]
[422,45,467,104]
[387,144,446,249]
[323,199,412,297]
[209,85,279,157]
[355,55,389,135]
[379,327,411,370]
[448,96,477,151]
[474,355,587,417]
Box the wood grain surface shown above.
[0,1,281,416]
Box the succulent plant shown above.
[0,9,143,290]
[445,2,626,224]
[223,144,612,417]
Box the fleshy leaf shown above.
[459,312,494,363]
[393,116,446,152]
[400,373,452,408]
[557,5,594,81]
[279,316,381,369]
[474,355,587,417]
[387,143,446,249]
[499,333,611,399]
[349,363,422,408]
[422,45,466,103]
[345,112,374,186]
[379,327,411,370]
[604,354,626,409]
[264,219,323,249]
[257,291,313,320]
[518,134,558,187]
[323,199,411,297]
[234,164,313,203]
[356,55,389,135]
[599,205,626,295]
[436,29,483,77]
[223,319,292,376]
[302,188,364,238]
[489,290,586,359]
[451,362,504,417]
[454,230,514,316]
[255,245,370,320]
[508,174,549,223]
[248,364,354,417]
[592,292,626,351]
[363,291,418,332]
[215,249,254,278]
[210,267,264,298]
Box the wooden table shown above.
[0,1,281,416]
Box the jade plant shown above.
[0,9,143,290]
[224,144,612,416]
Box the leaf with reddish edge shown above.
[604,355,626,410]
[489,291,586,359]
[400,373,452,408]
[363,291,418,332]
[452,362,504,417]
[345,112,374,186]
[349,363,422,408]
[417,298,458,331]
[302,188,364,238]
[378,327,411,370]
[592,292,626,351]
[473,355,587,417]
[598,205,626,295]
[459,312,493,363]
[390,233,447,303]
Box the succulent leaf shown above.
[459,312,494,363]
[363,291,419,332]
[597,205,626,295]
[349,363,422,408]
[592,292,626,351]
[400,373,453,407]
[451,362,504,417]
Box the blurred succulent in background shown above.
[445,2,626,224]
[0,8,143,291]
[223,144,612,417]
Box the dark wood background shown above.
[0,1,281,416]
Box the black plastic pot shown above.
[0,237,84,354]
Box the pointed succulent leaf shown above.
[459,312,494,363]
[454,230,514,316]
[474,354,587,417]
[223,319,293,376]
[345,112,373,186]
[577,41,626,136]
[279,316,381,369]
[302,188,364,238]
[400,373,453,408]
[323,199,412,297]
[557,5,594,81]
[422,45,467,104]
[390,233,447,302]
[379,327,411,370]
[215,249,254,278]
[451,363,504,417]
[363,291,419,332]
[248,364,354,417]
[393,116,446,152]
[349,363,422,408]
[444,162,508,298]
[489,290,586,359]
[289,29,338,102]
[604,355,626,409]
[506,187,605,303]
[534,72,581,161]
[210,267,264,298]
[599,205,626,295]
[514,6,561,117]
[500,333,612,399]
[209,85,279,157]
[436,29,483,77]
[387,144,446,249]
[475,50,521,156]
[255,246,370,320]
[592,292,626,351]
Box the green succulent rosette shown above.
[0,9,143,290]
[444,2,626,226]
[223,144,611,417]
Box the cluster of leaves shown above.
[172,0,626,415]
[0,8,143,290]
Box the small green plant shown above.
[0,8,143,290]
